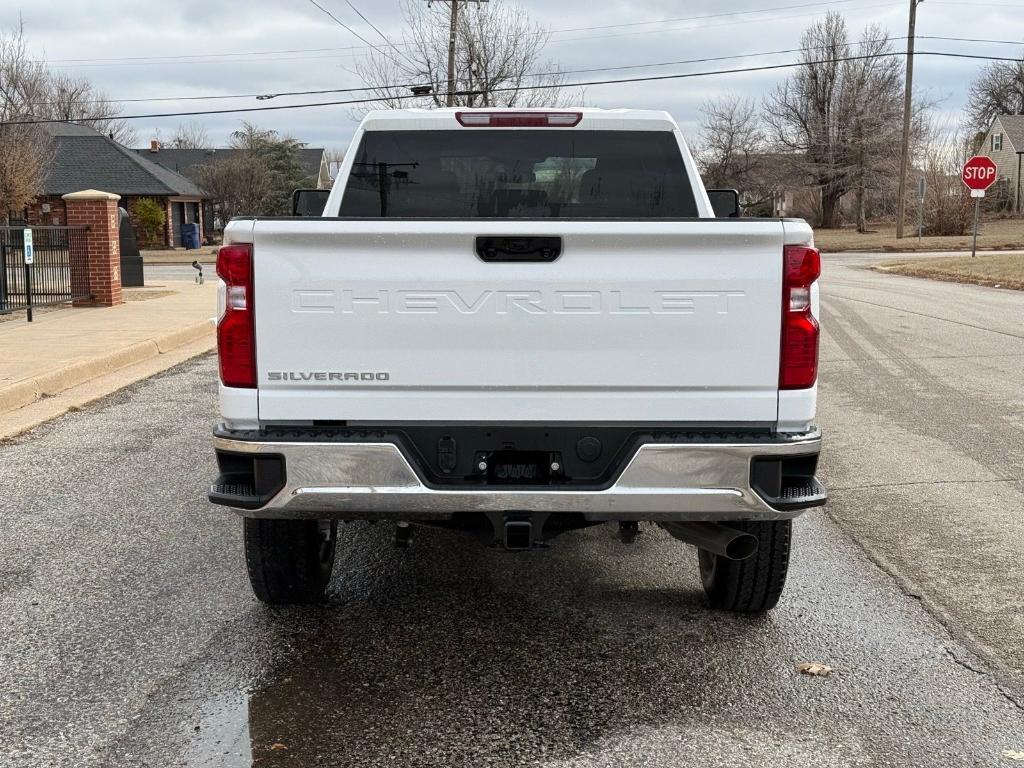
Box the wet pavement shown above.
[2,255,1024,767]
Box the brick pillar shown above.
[62,189,123,307]
[165,200,174,248]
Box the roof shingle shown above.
[41,123,203,197]
[996,115,1024,152]
[133,147,326,186]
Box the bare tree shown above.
[763,13,909,229]
[44,73,135,145]
[696,95,781,213]
[196,154,273,224]
[197,122,312,219]
[0,23,51,220]
[965,51,1024,135]
[168,121,210,149]
[354,0,569,111]
[840,28,905,232]
[919,127,974,236]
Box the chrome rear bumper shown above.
[210,430,825,521]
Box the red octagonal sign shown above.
[962,155,998,191]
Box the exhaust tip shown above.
[724,532,759,561]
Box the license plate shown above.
[487,451,550,484]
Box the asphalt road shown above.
[2,255,1023,767]
[145,263,210,283]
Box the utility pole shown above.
[430,0,485,107]
[896,0,922,239]
[446,0,458,107]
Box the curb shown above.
[0,319,215,416]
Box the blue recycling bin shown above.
[181,223,201,250]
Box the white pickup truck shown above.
[209,108,826,612]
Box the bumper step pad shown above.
[763,477,828,511]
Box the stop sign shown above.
[962,155,998,192]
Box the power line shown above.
[29,34,1024,108]
[31,40,909,107]
[22,39,918,108]
[48,45,372,64]
[337,0,417,67]
[544,2,900,46]
[304,0,408,68]
[44,0,897,68]
[5,49,1023,127]
[929,1,1024,6]
[919,35,1024,47]
[546,0,888,34]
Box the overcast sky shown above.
[8,0,1024,151]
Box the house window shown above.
[992,133,1003,152]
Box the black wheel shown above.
[243,519,338,605]
[698,520,791,613]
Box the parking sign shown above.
[23,228,33,265]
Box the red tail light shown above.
[779,245,820,390]
[455,111,582,127]
[216,243,256,388]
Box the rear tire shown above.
[698,520,791,613]
[243,519,338,605]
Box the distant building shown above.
[29,123,207,248]
[978,115,1024,213]
[137,144,332,190]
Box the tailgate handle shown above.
[476,236,562,263]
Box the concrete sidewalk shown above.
[0,280,217,439]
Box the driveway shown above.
[1,253,1022,767]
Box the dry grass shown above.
[875,253,1024,291]
[814,219,1024,253]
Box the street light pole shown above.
[896,0,922,239]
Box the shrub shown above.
[918,143,974,237]
[133,197,165,247]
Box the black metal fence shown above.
[0,226,90,320]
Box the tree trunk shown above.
[856,184,867,233]
[820,187,842,229]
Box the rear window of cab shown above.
[337,130,698,219]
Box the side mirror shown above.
[707,189,741,218]
[291,188,331,217]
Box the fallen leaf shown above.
[797,662,833,677]
[1003,750,1024,761]
[269,743,289,751]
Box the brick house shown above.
[978,115,1024,213]
[28,123,208,248]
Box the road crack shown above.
[944,647,1024,713]
[822,507,1024,714]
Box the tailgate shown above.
[251,219,784,424]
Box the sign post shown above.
[917,177,926,241]
[22,228,34,322]
[961,156,998,258]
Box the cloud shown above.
[12,0,1023,150]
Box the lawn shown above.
[814,219,1024,253]
[875,253,1024,291]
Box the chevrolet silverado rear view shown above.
[209,108,827,612]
